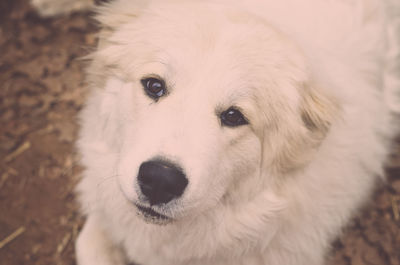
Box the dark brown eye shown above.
[220,107,248,127]
[141,77,166,99]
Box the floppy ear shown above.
[85,0,150,87]
[263,82,340,176]
[94,0,149,48]
[300,82,339,138]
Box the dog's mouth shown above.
[135,204,172,224]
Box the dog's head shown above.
[85,0,339,224]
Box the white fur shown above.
[76,0,400,265]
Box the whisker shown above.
[97,174,121,187]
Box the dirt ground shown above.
[0,1,399,265]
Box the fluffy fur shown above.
[74,0,400,265]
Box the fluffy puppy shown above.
[73,0,400,265]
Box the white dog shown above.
[32,0,400,264]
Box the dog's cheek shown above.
[89,77,137,153]
[213,134,262,201]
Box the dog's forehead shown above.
[107,2,306,108]
[115,3,294,73]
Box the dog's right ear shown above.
[94,0,150,47]
[84,0,151,87]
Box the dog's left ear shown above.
[299,82,339,139]
[293,82,340,170]
[263,82,340,176]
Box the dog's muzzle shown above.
[137,159,188,206]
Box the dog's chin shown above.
[134,204,173,225]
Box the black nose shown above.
[137,160,188,205]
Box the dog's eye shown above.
[141,77,166,99]
[220,107,248,127]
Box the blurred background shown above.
[0,1,399,265]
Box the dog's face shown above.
[91,1,337,224]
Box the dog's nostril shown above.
[137,160,188,205]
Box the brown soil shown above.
[0,1,399,265]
